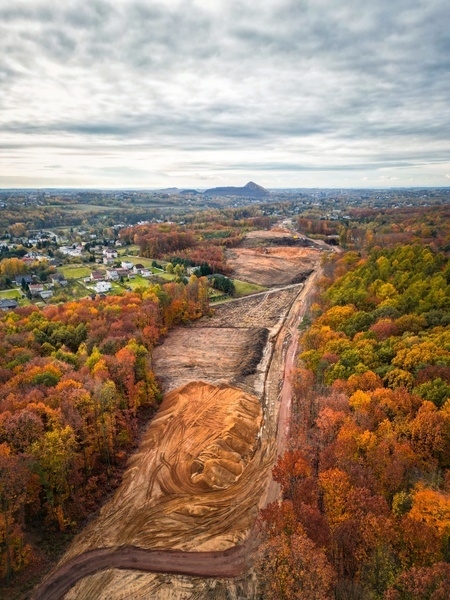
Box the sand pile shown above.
[59,382,265,565]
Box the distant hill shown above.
[179,189,201,195]
[203,181,270,198]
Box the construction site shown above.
[32,229,323,600]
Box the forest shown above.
[120,215,275,275]
[257,237,450,598]
[0,277,210,585]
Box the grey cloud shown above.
[1,0,449,187]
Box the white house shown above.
[40,290,54,300]
[94,281,112,293]
[106,269,119,281]
[103,248,118,259]
[121,261,133,270]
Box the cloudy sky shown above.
[1,0,450,189]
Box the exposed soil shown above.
[226,246,319,287]
[196,285,301,329]
[241,228,317,249]
[153,327,269,394]
[65,569,258,600]
[153,285,303,395]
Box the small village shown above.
[0,226,177,310]
[0,226,261,310]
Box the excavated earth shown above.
[226,246,320,287]
[240,228,317,248]
[153,285,301,395]
[33,231,321,600]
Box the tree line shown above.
[257,241,450,599]
[0,278,210,584]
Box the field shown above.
[0,289,22,299]
[57,265,92,279]
[232,279,267,297]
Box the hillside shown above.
[203,181,270,198]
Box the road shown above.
[32,268,321,600]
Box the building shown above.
[0,299,18,311]
[40,290,54,300]
[94,281,112,294]
[90,271,104,282]
[29,284,45,296]
[14,275,32,286]
[106,269,119,281]
[121,261,133,270]
[103,248,118,260]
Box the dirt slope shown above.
[153,327,268,393]
[56,381,265,565]
[226,246,319,287]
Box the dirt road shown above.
[32,268,321,600]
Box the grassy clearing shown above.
[157,273,176,282]
[232,279,268,297]
[125,276,152,290]
[0,289,22,299]
[66,281,91,299]
[119,245,140,255]
[58,265,92,279]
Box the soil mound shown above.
[241,229,316,248]
[58,382,265,567]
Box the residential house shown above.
[94,281,112,294]
[132,264,145,274]
[29,284,45,296]
[50,274,68,287]
[121,261,133,270]
[40,290,54,301]
[0,299,18,311]
[103,248,118,260]
[14,274,32,286]
[106,269,119,281]
[90,271,104,282]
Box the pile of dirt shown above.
[64,569,258,600]
[226,246,319,287]
[57,382,266,568]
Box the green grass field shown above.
[232,279,268,297]
[119,245,140,255]
[0,289,22,299]
[58,265,92,279]
[124,276,151,290]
